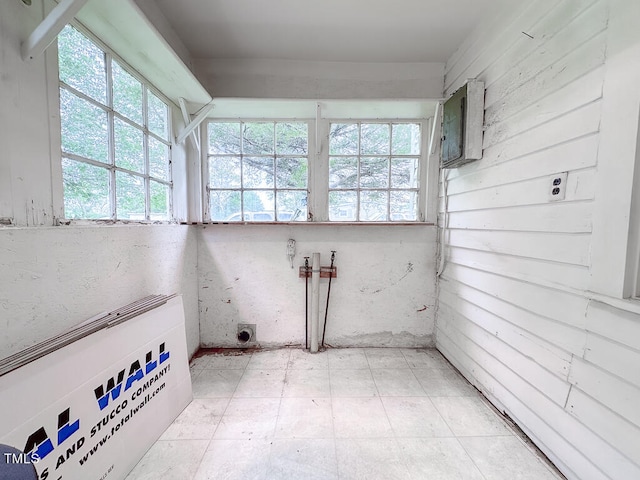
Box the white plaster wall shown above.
[194,58,444,99]
[437,1,640,479]
[198,225,437,348]
[0,225,200,359]
[0,228,200,358]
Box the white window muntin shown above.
[204,117,427,222]
[327,120,423,222]
[205,120,312,222]
[58,23,173,221]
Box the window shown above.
[58,25,172,221]
[204,110,427,223]
[329,122,421,221]
[207,121,309,222]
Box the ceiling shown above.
[154,0,517,63]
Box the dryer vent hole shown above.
[237,324,255,344]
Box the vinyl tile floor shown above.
[126,347,563,480]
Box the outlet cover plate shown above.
[548,172,568,201]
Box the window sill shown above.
[58,219,179,227]
[186,221,436,226]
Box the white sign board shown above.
[0,296,192,480]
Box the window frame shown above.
[327,120,423,222]
[204,119,312,222]
[203,116,431,223]
[57,22,174,222]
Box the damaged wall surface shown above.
[198,225,437,348]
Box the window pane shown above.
[60,88,108,163]
[243,157,274,188]
[391,191,417,221]
[210,191,241,221]
[361,123,390,155]
[112,61,142,125]
[148,91,168,140]
[276,158,307,188]
[243,123,274,154]
[391,158,418,188]
[149,137,169,180]
[329,123,358,155]
[329,191,357,221]
[114,118,144,173]
[150,181,170,220]
[116,171,145,220]
[392,123,421,155]
[244,191,274,217]
[277,191,307,221]
[360,157,389,188]
[58,26,106,104]
[210,156,240,188]
[276,123,308,154]
[329,157,358,188]
[62,158,110,219]
[209,122,241,154]
[360,191,388,221]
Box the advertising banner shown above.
[0,295,192,480]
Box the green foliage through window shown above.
[329,122,420,222]
[58,24,172,221]
[207,121,309,222]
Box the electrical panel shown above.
[441,79,485,169]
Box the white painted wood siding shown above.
[437,1,640,479]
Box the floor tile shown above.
[459,436,562,479]
[268,438,339,480]
[125,440,208,480]
[192,369,243,398]
[190,367,202,383]
[246,349,292,369]
[336,438,412,480]
[365,348,410,369]
[431,396,512,436]
[134,348,559,480]
[283,369,331,397]
[206,354,251,370]
[398,437,485,479]
[413,367,478,397]
[401,349,454,370]
[332,397,394,438]
[194,439,271,480]
[329,369,378,397]
[160,398,229,440]
[214,397,280,440]
[371,368,426,397]
[328,348,369,370]
[275,397,334,439]
[288,349,329,369]
[381,397,453,437]
[234,369,287,397]
[189,355,210,370]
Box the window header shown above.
[206,99,440,121]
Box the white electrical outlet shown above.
[548,172,568,201]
